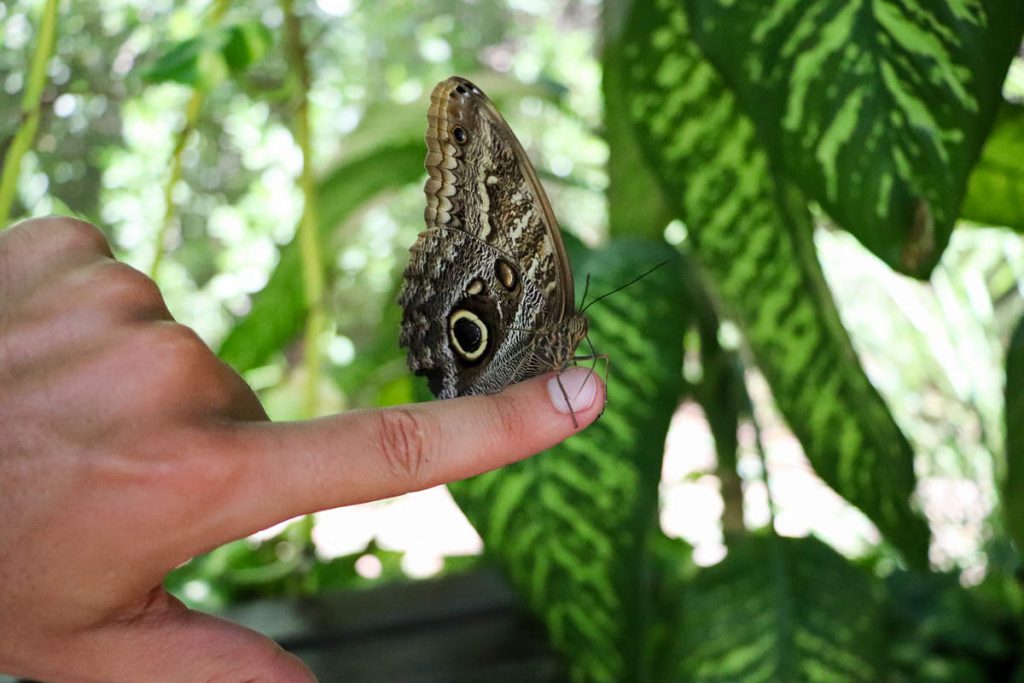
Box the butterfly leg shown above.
[569,334,610,412]
[572,334,610,390]
[553,372,580,429]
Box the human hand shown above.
[0,217,604,682]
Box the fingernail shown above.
[547,367,598,415]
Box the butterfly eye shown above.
[449,309,488,362]
[451,126,468,144]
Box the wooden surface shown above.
[2,567,567,682]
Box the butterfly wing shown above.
[399,77,580,397]
[425,77,576,316]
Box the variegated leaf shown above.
[684,0,1024,276]
[671,534,886,682]
[619,0,930,563]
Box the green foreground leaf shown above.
[450,239,686,682]
[619,0,929,563]
[670,534,886,683]
[684,0,1024,275]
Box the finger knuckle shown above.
[374,408,433,481]
[22,216,111,255]
[146,322,207,357]
[141,323,213,386]
[90,261,164,312]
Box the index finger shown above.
[199,367,604,547]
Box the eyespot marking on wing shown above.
[448,309,488,362]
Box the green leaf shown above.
[962,100,1024,234]
[647,533,699,682]
[683,0,1024,276]
[450,239,687,682]
[217,142,424,372]
[885,569,1022,682]
[670,534,886,682]
[141,34,223,88]
[1005,313,1024,549]
[619,0,929,563]
[221,21,273,73]
[141,20,273,89]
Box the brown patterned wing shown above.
[399,76,586,398]
[423,77,576,319]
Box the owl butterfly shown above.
[398,76,590,421]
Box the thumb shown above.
[50,591,314,683]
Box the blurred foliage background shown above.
[3,0,1024,680]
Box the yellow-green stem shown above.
[0,0,60,229]
[282,0,326,418]
[150,93,203,278]
[149,0,231,277]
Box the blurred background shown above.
[3,1,1024,681]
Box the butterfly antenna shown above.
[580,260,669,314]
[579,272,592,310]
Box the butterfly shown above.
[398,76,589,407]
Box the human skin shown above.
[0,216,603,683]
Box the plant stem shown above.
[281,0,326,419]
[749,408,778,527]
[150,93,203,278]
[149,0,232,278]
[0,0,60,229]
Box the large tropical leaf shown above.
[668,534,886,682]
[1005,313,1024,549]
[616,0,929,563]
[962,100,1024,234]
[450,239,686,682]
[684,0,1024,276]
